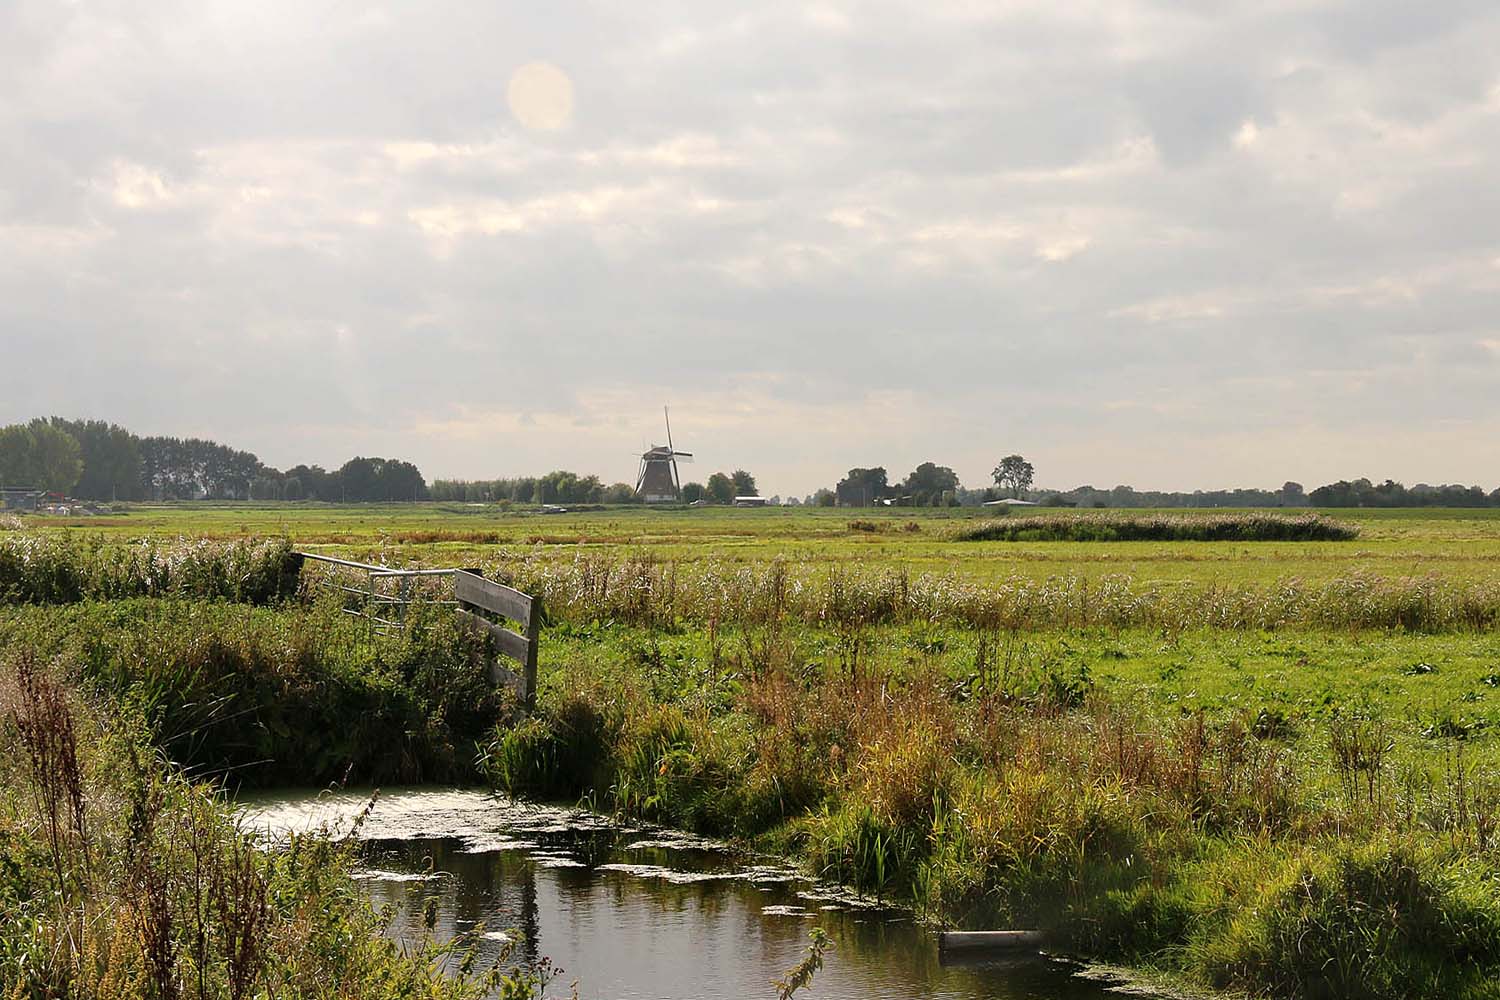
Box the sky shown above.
[3,1,1500,498]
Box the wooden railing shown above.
[297,553,540,702]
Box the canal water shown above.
[241,788,1161,1000]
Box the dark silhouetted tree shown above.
[991,455,1034,498]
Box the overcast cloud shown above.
[3,0,1500,495]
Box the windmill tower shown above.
[635,407,693,502]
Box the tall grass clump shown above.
[0,534,303,604]
[484,650,1500,999]
[501,553,1500,633]
[0,597,503,786]
[0,653,539,1000]
[1193,841,1500,999]
[951,512,1360,542]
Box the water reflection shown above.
[243,788,1152,1000]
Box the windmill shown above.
[635,407,693,502]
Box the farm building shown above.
[984,497,1039,507]
[0,488,45,511]
[733,496,769,507]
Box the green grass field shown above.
[9,502,1500,998]
[31,501,1500,585]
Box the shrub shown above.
[951,512,1360,543]
[482,689,613,800]
[0,535,303,604]
[0,599,500,786]
[1198,841,1500,999]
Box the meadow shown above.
[5,502,1500,999]
[36,501,1500,586]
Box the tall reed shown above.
[497,554,1500,633]
[0,534,302,604]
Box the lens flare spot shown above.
[507,61,574,131]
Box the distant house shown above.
[983,497,1039,507]
[0,488,45,511]
[733,496,769,507]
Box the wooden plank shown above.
[938,930,1043,952]
[488,658,525,694]
[457,609,531,664]
[454,570,533,624]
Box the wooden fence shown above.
[453,569,540,701]
[297,553,540,702]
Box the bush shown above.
[0,534,303,604]
[0,598,501,786]
[1198,841,1500,999]
[952,512,1360,543]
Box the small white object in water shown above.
[459,837,540,854]
[532,854,586,868]
[623,835,727,851]
[761,905,811,917]
[351,869,442,883]
[595,863,741,884]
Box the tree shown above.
[338,458,380,501]
[33,423,83,494]
[376,459,428,501]
[813,488,836,507]
[682,482,705,503]
[49,418,142,500]
[835,467,888,506]
[250,476,282,500]
[603,482,640,504]
[1279,481,1306,507]
[902,462,960,506]
[731,469,758,497]
[991,455,1035,499]
[706,472,735,504]
[285,464,332,501]
[0,425,36,487]
[0,421,84,493]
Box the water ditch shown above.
[241,788,1168,1000]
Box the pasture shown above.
[7,502,1500,998]
[29,501,1500,585]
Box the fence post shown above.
[524,595,541,708]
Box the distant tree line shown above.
[1034,482,1310,508]
[1035,480,1500,509]
[817,460,1500,510]
[1306,479,1500,508]
[431,474,638,505]
[0,417,429,501]
[681,469,757,504]
[432,468,760,505]
[819,461,1011,507]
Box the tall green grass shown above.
[498,554,1500,633]
[0,534,302,604]
[0,653,548,999]
[952,512,1359,542]
[484,656,1500,999]
[0,598,504,786]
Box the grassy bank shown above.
[0,598,504,786]
[480,614,1500,999]
[0,534,303,604]
[0,651,552,999]
[3,510,1498,997]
